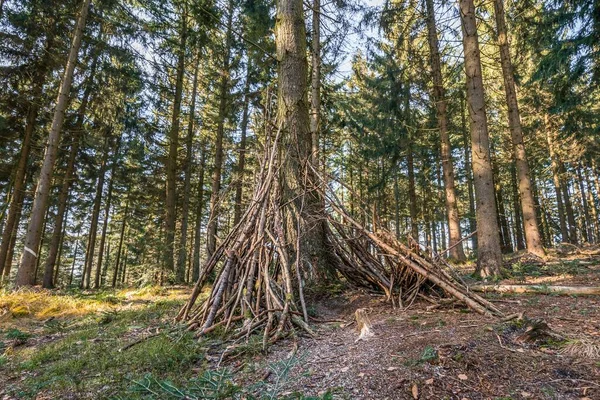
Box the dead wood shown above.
[354,308,374,341]
[177,129,505,346]
[472,284,600,296]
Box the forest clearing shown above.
[2,0,600,397]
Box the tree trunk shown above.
[112,200,128,288]
[310,0,321,166]
[493,0,545,257]
[0,31,55,280]
[545,117,569,242]
[176,50,200,283]
[276,0,331,273]
[82,134,110,289]
[233,66,251,226]
[510,165,525,250]
[192,142,207,282]
[425,0,465,261]
[583,164,600,241]
[459,0,503,277]
[15,0,91,287]
[461,93,477,252]
[560,164,578,245]
[94,136,121,288]
[165,8,188,274]
[207,0,234,257]
[42,55,98,288]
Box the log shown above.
[471,284,600,296]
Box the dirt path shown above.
[237,291,600,399]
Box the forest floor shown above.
[1,247,600,399]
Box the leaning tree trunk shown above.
[176,50,199,283]
[165,9,187,274]
[459,0,503,277]
[493,0,545,257]
[15,0,91,287]
[0,30,55,281]
[42,54,99,288]
[425,0,465,261]
[206,0,234,257]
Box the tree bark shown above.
[425,0,465,261]
[276,0,331,273]
[15,0,92,287]
[207,0,234,257]
[459,0,503,277]
[176,50,200,283]
[165,7,188,274]
[493,0,545,257]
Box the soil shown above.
[229,254,600,400]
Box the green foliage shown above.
[5,328,31,341]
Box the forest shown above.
[1,0,600,398]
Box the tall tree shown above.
[424,0,465,261]
[459,0,503,277]
[206,0,234,257]
[493,0,545,257]
[15,0,92,286]
[165,4,188,274]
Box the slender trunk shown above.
[192,143,207,282]
[16,0,92,286]
[407,142,418,239]
[176,50,200,283]
[112,200,128,288]
[69,229,82,286]
[425,0,465,261]
[461,93,477,252]
[54,201,70,286]
[94,137,121,288]
[2,200,23,282]
[33,206,51,284]
[82,134,110,289]
[165,8,188,273]
[545,117,569,242]
[493,0,545,256]
[234,66,252,225]
[510,165,525,250]
[560,164,578,245]
[0,31,55,279]
[207,0,234,257]
[310,0,321,166]
[584,165,600,241]
[42,57,98,288]
[459,0,503,277]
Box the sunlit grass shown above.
[0,286,202,399]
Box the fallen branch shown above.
[471,284,600,296]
